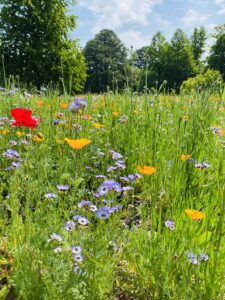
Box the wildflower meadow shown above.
[0,89,224,299]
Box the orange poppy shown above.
[93,123,103,129]
[60,103,68,109]
[181,154,191,161]
[137,165,156,175]
[36,101,43,107]
[65,138,91,150]
[113,111,119,117]
[185,209,205,220]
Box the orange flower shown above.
[181,154,191,161]
[65,138,91,150]
[218,129,225,137]
[36,101,43,107]
[185,209,205,220]
[113,111,119,117]
[60,103,68,109]
[137,165,156,175]
[93,123,103,129]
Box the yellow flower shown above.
[60,103,68,109]
[65,138,91,150]
[218,129,225,137]
[32,133,44,142]
[113,111,119,117]
[16,131,24,137]
[137,165,156,175]
[181,154,191,161]
[93,123,103,129]
[185,209,205,220]
[1,129,9,135]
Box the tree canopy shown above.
[0,0,86,93]
[83,29,127,93]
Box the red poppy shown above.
[11,108,40,129]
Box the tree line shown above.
[0,0,224,94]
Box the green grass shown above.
[0,91,224,299]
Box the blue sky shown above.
[70,0,225,50]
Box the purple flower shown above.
[77,200,93,209]
[97,180,122,196]
[52,119,61,125]
[109,205,123,213]
[73,253,84,262]
[20,140,29,145]
[109,150,123,160]
[195,162,210,169]
[50,233,63,242]
[165,220,176,230]
[115,161,126,169]
[120,176,130,183]
[96,206,111,219]
[73,215,90,226]
[69,98,86,113]
[65,221,76,231]
[3,149,20,159]
[8,140,17,146]
[200,253,208,261]
[45,193,57,199]
[107,166,117,173]
[11,162,20,169]
[54,247,62,253]
[72,245,82,254]
[95,174,107,179]
[122,186,133,191]
[57,185,69,191]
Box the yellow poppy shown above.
[65,138,91,150]
[181,155,191,161]
[1,129,9,135]
[137,165,156,175]
[185,209,205,220]
[32,134,44,142]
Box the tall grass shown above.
[0,90,224,299]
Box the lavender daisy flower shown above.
[122,186,133,191]
[115,161,126,169]
[3,149,20,159]
[69,98,86,113]
[200,253,208,261]
[195,162,210,169]
[45,193,57,199]
[107,166,117,173]
[96,206,111,219]
[72,245,82,254]
[109,150,123,160]
[73,216,90,226]
[54,247,62,253]
[73,264,80,273]
[52,119,61,125]
[165,220,176,230]
[50,233,63,242]
[109,205,123,213]
[56,185,69,191]
[97,185,110,196]
[77,200,93,209]
[120,176,130,183]
[89,205,98,212]
[11,162,20,169]
[8,140,17,146]
[65,221,76,232]
[95,174,107,179]
[187,252,195,259]
[73,253,84,263]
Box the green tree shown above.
[0,0,86,93]
[83,29,127,93]
[190,26,207,62]
[208,28,225,80]
[166,29,198,90]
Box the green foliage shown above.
[190,26,207,62]
[0,0,86,93]
[181,69,223,93]
[208,32,225,80]
[83,29,127,93]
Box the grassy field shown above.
[0,90,224,299]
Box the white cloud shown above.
[78,0,163,33]
[215,0,225,14]
[118,30,150,49]
[181,9,210,27]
